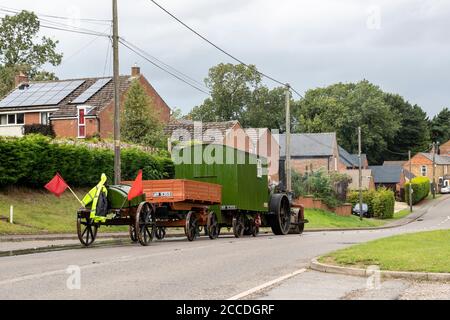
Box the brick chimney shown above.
[15,72,29,87]
[131,64,140,77]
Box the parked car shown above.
[353,203,370,218]
[441,184,450,194]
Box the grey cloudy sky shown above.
[2,0,449,117]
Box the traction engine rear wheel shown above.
[269,194,291,235]
[77,216,98,247]
[135,202,155,246]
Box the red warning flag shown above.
[45,173,69,198]
[128,170,144,201]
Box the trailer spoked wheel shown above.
[155,227,166,240]
[207,211,220,240]
[135,202,155,246]
[185,211,200,242]
[77,216,98,247]
[129,225,138,243]
[269,194,291,235]
[232,215,245,238]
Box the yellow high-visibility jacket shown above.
[82,174,108,222]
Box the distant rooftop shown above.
[279,133,336,158]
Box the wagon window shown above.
[257,159,263,178]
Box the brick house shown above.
[279,133,346,176]
[440,140,450,156]
[403,153,450,190]
[0,66,171,139]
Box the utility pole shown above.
[112,0,121,185]
[409,150,413,212]
[432,142,436,199]
[358,127,363,221]
[285,84,292,193]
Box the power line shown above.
[0,5,111,24]
[119,39,210,95]
[120,38,207,90]
[149,0,305,96]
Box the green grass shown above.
[304,208,413,230]
[305,209,385,229]
[321,230,450,273]
[0,187,126,235]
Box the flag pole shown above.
[67,185,84,207]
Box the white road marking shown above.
[227,268,307,300]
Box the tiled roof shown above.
[384,160,407,166]
[51,76,133,118]
[279,133,336,158]
[420,153,450,165]
[0,75,135,118]
[369,165,404,184]
[165,120,239,143]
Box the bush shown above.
[292,169,344,208]
[372,188,395,219]
[405,177,430,205]
[23,124,55,138]
[347,190,376,216]
[0,135,174,188]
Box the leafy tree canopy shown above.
[293,80,402,164]
[430,107,450,145]
[0,10,62,96]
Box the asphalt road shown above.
[1,195,449,300]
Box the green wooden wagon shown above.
[173,144,307,238]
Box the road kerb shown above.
[310,257,450,282]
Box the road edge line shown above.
[227,268,307,300]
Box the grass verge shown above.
[320,230,450,273]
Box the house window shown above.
[257,159,263,178]
[78,108,86,138]
[0,113,24,126]
[40,112,51,125]
[421,166,427,177]
[7,114,15,124]
[16,113,24,124]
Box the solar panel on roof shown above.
[71,78,112,104]
[0,80,85,108]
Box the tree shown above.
[293,80,401,164]
[121,80,166,148]
[384,93,431,159]
[189,63,287,130]
[0,10,62,96]
[189,63,261,123]
[430,107,450,145]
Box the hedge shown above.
[405,177,430,205]
[23,124,55,138]
[0,135,174,188]
[372,188,395,219]
[347,188,395,219]
[347,190,376,216]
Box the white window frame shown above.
[77,107,86,139]
[421,165,428,177]
[0,113,25,126]
[40,112,51,125]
